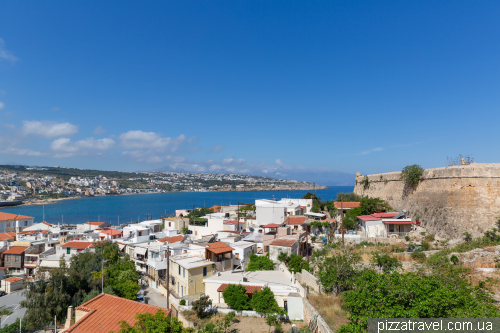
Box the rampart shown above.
[353,163,500,238]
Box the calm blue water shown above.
[0,186,353,225]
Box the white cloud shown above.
[119,130,186,151]
[0,38,18,63]
[0,102,4,109]
[22,120,78,138]
[50,137,115,157]
[51,107,61,111]
[276,159,283,166]
[92,126,107,135]
[359,147,384,155]
[210,145,225,153]
[0,148,45,157]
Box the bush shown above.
[411,251,426,261]
[424,234,435,242]
[404,235,410,241]
[247,253,275,271]
[371,252,402,273]
[450,255,459,265]
[180,299,186,305]
[400,164,424,186]
[222,284,250,311]
[192,295,212,319]
[421,241,430,251]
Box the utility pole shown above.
[166,245,170,311]
[306,223,310,264]
[341,198,344,245]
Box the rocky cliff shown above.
[353,163,500,238]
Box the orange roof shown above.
[99,229,122,236]
[217,284,262,294]
[4,246,28,255]
[4,277,22,283]
[64,293,170,333]
[61,241,93,249]
[157,235,184,244]
[334,202,361,209]
[206,241,235,254]
[0,212,34,221]
[209,205,221,212]
[85,222,106,226]
[286,216,307,225]
[0,232,17,241]
[42,222,51,226]
[270,239,297,247]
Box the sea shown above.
[0,186,354,226]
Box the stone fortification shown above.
[354,163,500,238]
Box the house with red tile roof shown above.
[98,228,123,241]
[59,241,94,257]
[2,246,28,275]
[0,212,35,233]
[63,293,170,332]
[357,212,415,238]
[1,276,23,294]
[205,242,235,272]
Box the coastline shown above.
[1,185,331,210]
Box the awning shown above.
[118,243,126,251]
[135,247,147,256]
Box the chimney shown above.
[242,276,248,282]
[65,306,75,329]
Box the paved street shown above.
[143,287,168,309]
[0,291,26,328]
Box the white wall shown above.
[256,206,286,226]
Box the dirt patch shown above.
[181,311,306,333]
[307,294,349,331]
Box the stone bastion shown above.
[353,163,500,238]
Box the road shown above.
[0,291,26,328]
[143,287,169,309]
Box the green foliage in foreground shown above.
[370,251,402,273]
[21,241,140,326]
[222,284,251,311]
[251,286,286,317]
[277,252,311,273]
[247,253,275,271]
[337,267,500,333]
[113,310,184,333]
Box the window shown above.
[15,256,19,262]
[235,253,239,259]
[169,222,171,227]
[178,265,181,275]
[67,248,71,255]
[24,221,28,226]
[203,267,207,276]
[6,255,10,262]
[183,268,185,278]
[181,286,184,296]
[6,222,10,228]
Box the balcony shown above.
[24,260,38,267]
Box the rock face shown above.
[353,163,500,238]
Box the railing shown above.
[387,231,408,238]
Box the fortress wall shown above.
[353,163,500,238]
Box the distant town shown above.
[0,164,326,206]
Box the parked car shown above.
[0,291,6,297]
[136,294,144,303]
[407,245,422,252]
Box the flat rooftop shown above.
[203,270,294,288]
[170,254,214,269]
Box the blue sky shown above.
[0,1,499,185]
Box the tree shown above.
[265,314,282,333]
[247,253,275,271]
[221,284,251,311]
[400,164,424,186]
[302,192,321,213]
[312,239,362,294]
[187,207,214,219]
[113,310,184,333]
[192,295,212,319]
[370,251,402,273]
[335,192,363,202]
[251,286,285,318]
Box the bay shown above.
[0,186,354,225]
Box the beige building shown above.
[169,254,214,298]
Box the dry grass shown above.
[469,270,500,298]
[307,293,349,331]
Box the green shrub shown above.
[421,242,430,251]
[404,235,410,241]
[400,164,424,186]
[180,299,186,305]
[424,234,435,242]
[411,251,426,261]
[371,251,402,273]
[450,255,459,265]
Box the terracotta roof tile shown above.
[4,246,28,254]
[270,239,297,247]
[64,293,170,333]
[334,202,361,209]
[99,229,122,236]
[157,235,184,243]
[206,241,234,254]
[0,212,34,221]
[358,215,380,221]
[286,216,306,225]
[370,212,400,218]
[0,232,17,241]
[4,277,22,283]
[42,222,52,226]
[85,222,106,226]
[261,224,280,228]
[217,284,262,294]
[224,220,244,225]
[61,241,93,249]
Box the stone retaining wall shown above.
[303,298,333,333]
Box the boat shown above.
[0,200,23,207]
